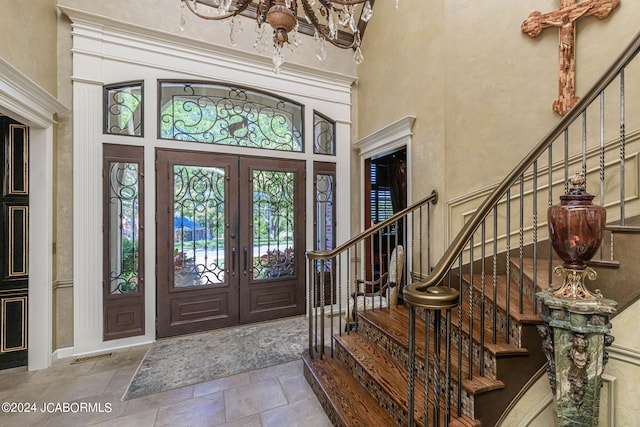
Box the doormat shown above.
[122,316,308,400]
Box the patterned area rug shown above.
[122,316,308,400]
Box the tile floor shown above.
[0,344,332,427]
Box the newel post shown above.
[537,173,616,426]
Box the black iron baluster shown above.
[492,206,498,345]
[505,189,511,345]
[519,175,524,315]
[468,236,474,381]
[599,91,606,259]
[480,220,486,376]
[408,305,416,427]
[548,146,553,288]
[620,67,626,225]
[533,160,539,314]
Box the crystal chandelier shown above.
[180,0,393,73]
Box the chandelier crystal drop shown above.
[179,0,393,71]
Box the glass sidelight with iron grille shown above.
[102,144,145,340]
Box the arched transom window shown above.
[159,81,303,152]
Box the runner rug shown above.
[122,316,308,400]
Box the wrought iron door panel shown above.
[156,150,239,338]
[239,157,306,324]
[156,151,306,337]
[0,116,28,370]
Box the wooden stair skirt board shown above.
[304,257,550,426]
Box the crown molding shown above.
[57,4,357,95]
[354,115,416,158]
[0,58,69,128]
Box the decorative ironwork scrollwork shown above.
[108,162,140,294]
[315,173,334,273]
[252,169,295,279]
[313,111,335,155]
[173,165,226,286]
[104,82,143,136]
[160,82,303,152]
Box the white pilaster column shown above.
[73,81,104,353]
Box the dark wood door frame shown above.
[156,149,240,337]
[156,149,306,338]
[102,144,145,341]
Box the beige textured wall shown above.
[0,0,58,95]
[356,0,447,253]
[53,11,74,350]
[357,0,640,258]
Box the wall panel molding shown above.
[608,344,640,366]
[446,131,640,248]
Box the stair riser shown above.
[355,317,476,420]
[415,308,500,380]
[334,338,412,427]
[510,262,542,302]
[448,323,498,380]
[465,282,526,347]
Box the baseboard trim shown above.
[52,346,74,361]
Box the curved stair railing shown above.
[405,29,640,424]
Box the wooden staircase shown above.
[303,257,553,426]
[304,222,640,426]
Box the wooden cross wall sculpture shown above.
[521,0,620,115]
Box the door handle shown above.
[231,247,236,276]
[243,247,248,276]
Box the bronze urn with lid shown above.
[548,173,606,270]
[547,173,606,300]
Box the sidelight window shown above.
[103,144,145,340]
[313,162,336,306]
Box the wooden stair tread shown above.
[335,333,481,427]
[303,349,395,427]
[344,316,504,395]
[462,274,543,324]
[364,304,525,358]
[587,259,621,268]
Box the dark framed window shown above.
[313,111,335,155]
[103,81,144,136]
[314,161,336,306]
[103,144,145,340]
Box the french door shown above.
[156,149,306,338]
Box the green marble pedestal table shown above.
[537,285,616,427]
